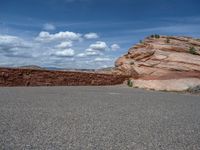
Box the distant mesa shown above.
[18,65,96,72]
[114,35,200,92]
[19,65,45,70]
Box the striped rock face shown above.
[115,35,200,92]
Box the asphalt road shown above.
[0,86,200,150]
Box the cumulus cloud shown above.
[0,31,117,69]
[0,35,30,51]
[84,33,99,39]
[76,53,86,57]
[85,51,100,56]
[111,44,120,51]
[89,41,108,51]
[76,48,101,58]
[55,41,73,49]
[94,57,111,62]
[0,35,33,58]
[76,41,108,58]
[36,31,82,42]
[43,23,56,31]
[52,48,75,57]
[86,48,102,55]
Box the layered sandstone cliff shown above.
[115,35,200,92]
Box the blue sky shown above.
[0,0,200,69]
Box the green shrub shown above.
[155,34,160,39]
[189,47,198,55]
[150,34,160,39]
[127,79,133,87]
[140,40,143,44]
[150,35,155,38]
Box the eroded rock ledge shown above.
[0,68,128,87]
[114,35,200,92]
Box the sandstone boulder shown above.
[115,35,200,92]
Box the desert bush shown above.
[188,85,200,94]
[127,79,133,87]
[189,47,198,55]
[155,34,160,38]
[150,34,160,39]
[150,35,155,38]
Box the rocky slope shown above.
[115,35,200,92]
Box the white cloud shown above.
[85,48,102,56]
[89,41,108,51]
[0,35,30,50]
[43,23,56,31]
[111,44,120,51]
[52,48,75,57]
[0,35,33,58]
[0,32,117,69]
[36,31,82,42]
[94,57,111,62]
[84,33,99,39]
[86,51,100,56]
[55,41,73,49]
[76,48,101,58]
[76,53,86,57]
[76,41,108,58]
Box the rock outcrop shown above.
[115,35,200,92]
[0,68,128,87]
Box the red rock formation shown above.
[115,35,200,91]
[0,68,128,87]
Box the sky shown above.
[0,0,200,69]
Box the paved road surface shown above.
[0,86,200,150]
